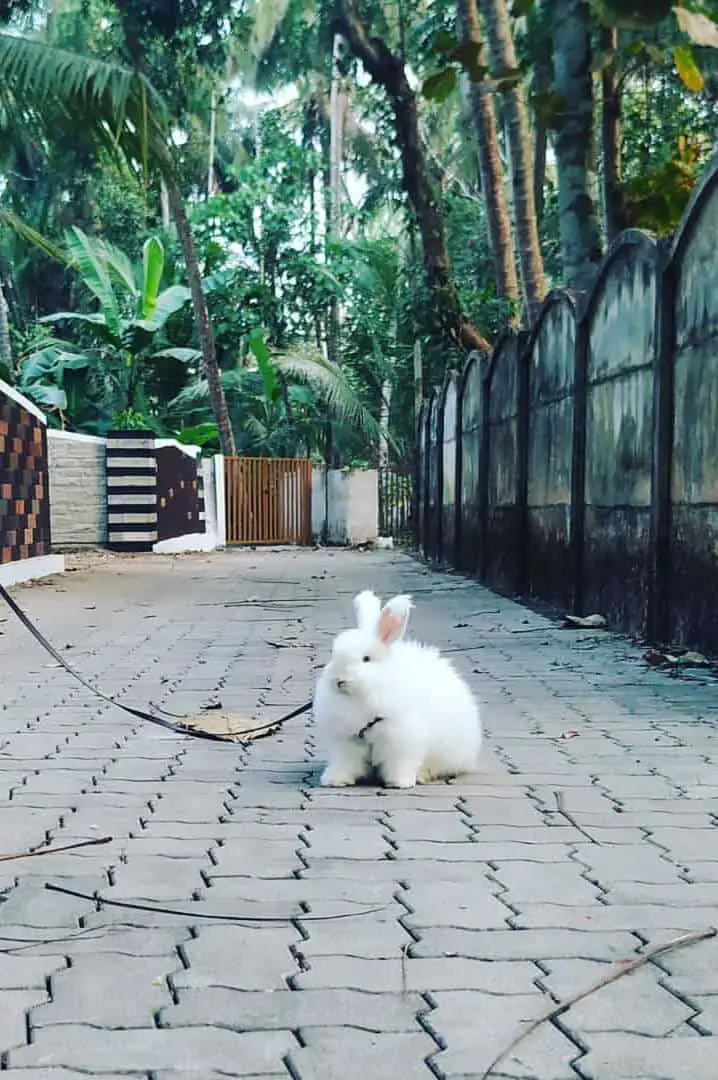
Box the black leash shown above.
[356,716,383,741]
[0,583,312,744]
[44,882,386,924]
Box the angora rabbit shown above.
[314,590,482,788]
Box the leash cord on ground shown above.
[0,836,112,862]
[44,882,386,924]
[0,583,311,743]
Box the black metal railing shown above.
[378,466,415,543]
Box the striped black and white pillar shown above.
[106,430,158,551]
[197,465,206,535]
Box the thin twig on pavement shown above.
[553,790,600,845]
[480,926,718,1080]
[400,943,408,996]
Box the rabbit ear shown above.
[354,590,381,630]
[377,595,413,645]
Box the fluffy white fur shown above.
[314,590,482,788]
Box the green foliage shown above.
[4,0,718,464]
[622,136,703,232]
[175,421,220,451]
[14,227,192,428]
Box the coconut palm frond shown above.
[166,368,246,412]
[0,207,68,264]
[72,229,139,300]
[275,346,388,445]
[350,239,399,308]
[0,31,174,178]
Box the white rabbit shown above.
[313,590,482,788]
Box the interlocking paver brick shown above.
[411,927,640,961]
[8,1026,296,1073]
[571,845,685,884]
[0,990,49,1047]
[0,956,67,989]
[404,880,509,929]
[427,990,577,1079]
[541,960,695,1035]
[287,1028,437,1080]
[1,548,717,1078]
[0,1073,146,1079]
[576,1033,718,1079]
[490,862,602,905]
[163,986,423,1031]
[30,955,178,1028]
[513,902,715,932]
[173,924,298,990]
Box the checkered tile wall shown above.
[0,391,51,564]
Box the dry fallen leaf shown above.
[563,614,608,630]
[180,710,279,742]
[676,650,710,667]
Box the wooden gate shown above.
[224,457,312,545]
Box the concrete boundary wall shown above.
[418,150,718,656]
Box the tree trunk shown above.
[601,25,625,243]
[531,0,555,226]
[413,339,423,420]
[207,89,217,199]
[335,0,490,355]
[552,0,603,292]
[478,0,545,323]
[160,179,171,229]
[166,181,236,456]
[329,34,347,243]
[457,0,519,310]
[326,32,346,387]
[378,378,391,469]
[0,285,12,376]
[533,123,547,225]
[303,101,319,251]
[324,33,346,471]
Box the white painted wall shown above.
[213,454,226,547]
[0,554,64,588]
[155,438,201,458]
[47,430,107,547]
[345,469,379,545]
[311,468,378,545]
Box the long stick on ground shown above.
[480,926,718,1080]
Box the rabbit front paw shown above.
[319,765,360,787]
[381,766,418,789]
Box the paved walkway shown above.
[0,548,717,1079]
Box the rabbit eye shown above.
[362,655,372,663]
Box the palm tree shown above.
[478,0,546,320]
[0,31,237,453]
[457,0,520,311]
[169,347,389,460]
